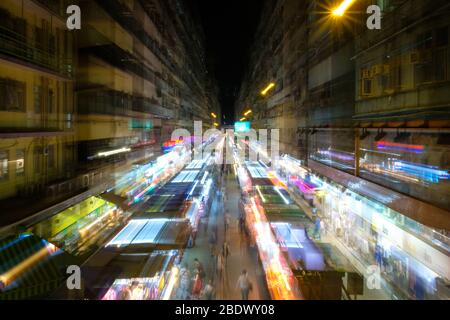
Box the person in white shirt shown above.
[236,269,252,300]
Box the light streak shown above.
[317,149,355,161]
[79,207,116,235]
[200,171,209,185]
[0,243,58,287]
[275,187,290,205]
[187,180,199,197]
[268,171,288,189]
[134,183,156,203]
[97,147,131,158]
[393,161,450,183]
[162,266,179,300]
[261,82,276,95]
[377,141,425,154]
[256,185,266,203]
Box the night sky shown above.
[187,0,264,125]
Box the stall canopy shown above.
[105,219,189,251]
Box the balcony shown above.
[95,0,178,75]
[0,9,73,78]
[77,89,175,119]
[81,44,159,86]
[33,0,71,17]
[133,96,175,119]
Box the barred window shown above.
[0,78,26,112]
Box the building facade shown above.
[0,0,220,225]
[236,0,450,299]
[0,0,76,209]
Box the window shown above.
[362,79,373,96]
[34,86,42,113]
[0,151,9,180]
[417,31,433,50]
[415,27,449,84]
[16,149,25,176]
[48,89,54,114]
[389,64,402,90]
[0,78,26,112]
[435,26,448,48]
[34,146,42,174]
[47,145,55,168]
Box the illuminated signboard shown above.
[162,139,182,153]
[234,121,251,133]
[130,119,153,130]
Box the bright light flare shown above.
[332,0,356,16]
[244,110,252,116]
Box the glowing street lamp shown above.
[261,82,275,96]
[244,109,252,116]
[240,117,246,122]
[332,0,356,16]
[211,112,217,119]
[214,122,219,127]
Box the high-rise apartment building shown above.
[236,0,450,299]
[0,0,76,223]
[0,0,220,226]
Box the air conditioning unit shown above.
[361,68,371,79]
[371,65,384,76]
[409,50,432,64]
[409,51,421,64]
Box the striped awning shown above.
[0,234,76,299]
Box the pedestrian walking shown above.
[178,264,190,299]
[192,270,203,299]
[314,216,321,240]
[216,252,224,280]
[238,212,245,234]
[209,230,217,257]
[187,233,194,248]
[222,241,230,268]
[203,215,209,233]
[201,279,215,300]
[224,212,231,233]
[194,258,206,280]
[224,188,227,201]
[239,232,248,255]
[236,269,253,300]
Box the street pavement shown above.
[175,169,270,300]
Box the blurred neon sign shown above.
[377,141,425,154]
[162,139,182,153]
[394,161,450,183]
[234,121,251,133]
